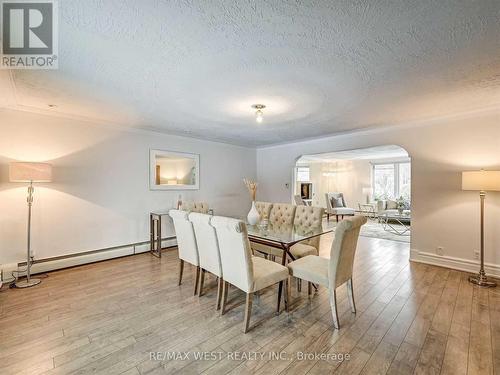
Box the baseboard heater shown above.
[2,237,177,283]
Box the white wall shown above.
[0,109,256,264]
[257,109,500,274]
[298,160,372,208]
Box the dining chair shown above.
[180,201,210,214]
[287,215,367,329]
[294,195,307,205]
[211,215,290,333]
[255,201,273,220]
[289,205,325,292]
[188,212,223,309]
[252,203,296,260]
[169,209,200,295]
[290,206,325,259]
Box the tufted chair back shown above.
[169,209,199,266]
[293,206,325,249]
[329,215,367,289]
[255,201,273,220]
[211,216,254,293]
[189,212,222,277]
[269,203,296,226]
[180,201,209,214]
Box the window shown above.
[296,166,310,182]
[373,162,411,200]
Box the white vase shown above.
[247,201,260,225]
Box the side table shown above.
[150,211,175,258]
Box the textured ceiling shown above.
[1,0,500,146]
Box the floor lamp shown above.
[9,162,52,288]
[462,170,500,288]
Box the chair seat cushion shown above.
[290,243,317,259]
[252,242,283,258]
[251,256,289,292]
[287,255,329,287]
[332,207,355,215]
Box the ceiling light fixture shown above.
[252,104,266,123]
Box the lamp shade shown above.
[9,162,52,182]
[362,187,373,195]
[462,170,500,191]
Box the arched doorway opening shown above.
[293,145,411,244]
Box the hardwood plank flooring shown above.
[0,234,498,375]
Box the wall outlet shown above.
[436,246,444,256]
[474,250,479,260]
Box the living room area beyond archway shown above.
[293,145,411,243]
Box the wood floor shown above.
[1,234,499,375]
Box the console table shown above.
[149,210,175,258]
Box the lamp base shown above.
[469,274,496,288]
[14,278,41,288]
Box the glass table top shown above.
[381,211,411,221]
[246,223,332,245]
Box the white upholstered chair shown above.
[169,209,200,295]
[188,212,223,309]
[255,201,273,220]
[252,203,297,259]
[288,215,367,329]
[180,201,209,214]
[211,216,290,333]
[290,206,325,259]
[325,193,355,222]
[269,203,296,225]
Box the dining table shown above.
[246,222,333,266]
[246,222,333,310]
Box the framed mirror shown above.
[150,149,200,190]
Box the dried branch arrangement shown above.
[243,178,258,201]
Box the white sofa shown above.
[376,199,399,216]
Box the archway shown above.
[293,145,411,244]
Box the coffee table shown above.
[380,211,411,236]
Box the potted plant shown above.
[396,196,407,215]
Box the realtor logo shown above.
[1,0,58,69]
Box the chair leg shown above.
[297,278,302,292]
[243,293,253,333]
[308,282,312,297]
[220,281,228,315]
[216,277,223,310]
[285,277,291,313]
[336,215,339,222]
[327,213,330,222]
[178,259,184,286]
[277,281,283,314]
[329,289,340,329]
[198,269,206,297]
[347,278,356,313]
[194,266,200,296]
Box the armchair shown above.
[325,193,355,222]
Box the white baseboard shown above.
[1,238,177,283]
[410,249,500,278]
